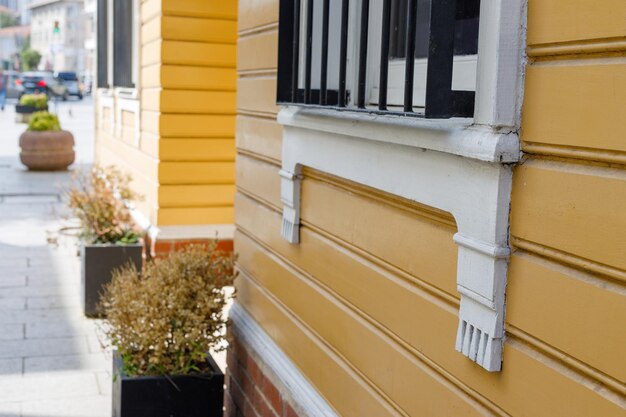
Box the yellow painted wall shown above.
[95,0,237,227]
[235,0,626,416]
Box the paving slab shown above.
[0,99,109,414]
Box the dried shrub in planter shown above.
[67,165,140,244]
[100,244,237,376]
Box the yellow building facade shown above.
[96,0,626,415]
[95,0,237,252]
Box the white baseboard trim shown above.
[229,303,339,417]
[156,224,235,241]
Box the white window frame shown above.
[278,0,526,372]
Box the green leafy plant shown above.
[100,244,237,376]
[67,165,141,244]
[19,94,48,109]
[20,48,41,71]
[27,111,60,131]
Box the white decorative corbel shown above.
[279,168,302,244]
[277,107,519,372]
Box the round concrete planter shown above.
[19,130,75,171]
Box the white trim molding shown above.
[97,89,114,134]
[230,303,339,417]
[115,92,141,146]
[277,0,526,372]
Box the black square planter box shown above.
[81,243,143,317]
[15,104,48,114]
[112,352,224,417]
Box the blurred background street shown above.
[0,97,111,417]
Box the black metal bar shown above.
[96,0,108,88]
[425,0,456,118]
[357,0,370,108]
[304,0,314,103]
[403,0,418,112]
[291,0,301,103]
[277,0,295,103]
[320,0,330,104]
[378,0,391,110]
[338,0,350,107]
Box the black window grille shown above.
[276,0,480,118]
[96,0,108,88]
[112,0,133,88]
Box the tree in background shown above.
[21,48,41,71]
[0,11,17,28]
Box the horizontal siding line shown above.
[141,36,162,51]
[522,142,626,166]
[238,22,279,37]
[160,37,237,46]
[236,149,281,167]
[236,229,509,417]
[140,10,161,26]
[158,135,236,140]
[304,168,457,229]
[529,55,626,67]
[162,11,237,22]
[301,220,460,307]
[162,61,236,70]
[161,136,234,141]
[160,158,235,163]
[236,112,280,122]
[158,111,237,116]
[236,269,408,417]
[527,36,626,58]
[140,61,162,71]
[237,109,278,119]
[511,237,626,285]
[153,86,237,93]
[236,189,282,214]
[160,181,235,187]
[234,189,459,309]
[238,69,278,78]
[159,203,233,209]
[507,325,626,398]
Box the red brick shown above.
[261,374,283,415]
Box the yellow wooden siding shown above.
[235,190,626,416]
[237,30,279,73]
[507,0,626,412]
[238,0,278,32]
[237,77,278,116]
[160,139,235,162]
[236,115,282,162]
[522,62,626,155]
[233,0,626,415]
[158,207,233,226]
[96,0,237,229]
[527,0,626,45]
[159,184,235,208]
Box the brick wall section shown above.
[224,335,301,417]
[144,238,234,259]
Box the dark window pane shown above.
[389,0,479,59]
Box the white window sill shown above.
[278,106,520,164]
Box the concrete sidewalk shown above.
[0,98,111,417]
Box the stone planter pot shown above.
[19,130,75,171]
[112,351,224,417]
[15,104,48,123]
[81,242,143,317]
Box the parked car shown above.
[5,70,24,99]
[55,71,83,99]
[19,72,68,101]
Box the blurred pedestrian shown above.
[0,69,7,111]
